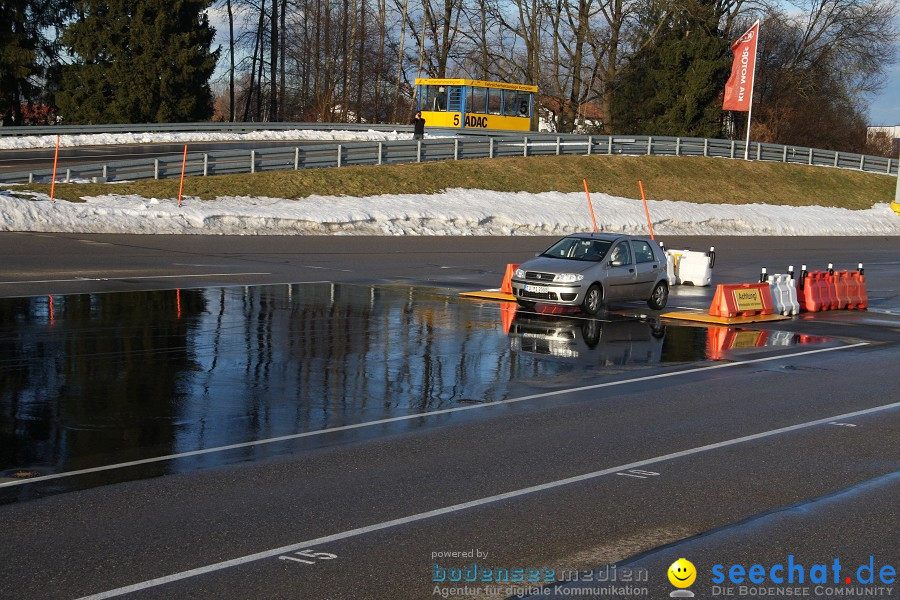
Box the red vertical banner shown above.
[723,21,760,112]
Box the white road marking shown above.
[0,342,870,490]
[865,308,900,316]
[75,399,900,600]
[299,265,353,272]
[0,272,272,285]
[278,556,315,564]
[616,469,660,479]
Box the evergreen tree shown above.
[56,0,220,123]
[1,0,71,125]
[609,1,731,137]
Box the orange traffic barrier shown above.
[798,334,829,344]
[852,271,868,309]
[500,301,518,334]
[817,272,833,310]
[706,326,729,360]
[706,326,772,360]
[822,266,840,310]
[833,270,850,309]
[798,271,825,312]
[501,263,520,295]
[798,268,868,312]
[844,271,860,308]
[709,283,774,318]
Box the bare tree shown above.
[279,0,286,120]
[226,0,236,121]
[243,3,265,121]
[391,0,409,121]
[218,0,896,140]
[355,0,367,122]
[270,0,279,120]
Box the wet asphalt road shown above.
[0,233,898,600]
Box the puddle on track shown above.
[0,283,834,499]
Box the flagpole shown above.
[744,20,760,161]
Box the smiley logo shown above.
[668,558,697,588]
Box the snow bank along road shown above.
[3,188,900,237]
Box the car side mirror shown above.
[534,251,541,257]
[610,259,624,267]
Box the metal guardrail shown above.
[1,134,896,184]
[0,121,412,137]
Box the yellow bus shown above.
[415,78,537,132]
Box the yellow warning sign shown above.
[731,330,764,348]
[733,288,763,311]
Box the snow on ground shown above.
[0,128,411,150]
[1,188,898,236]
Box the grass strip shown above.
[17,155,895,210]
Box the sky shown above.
[868,61,900,125]
[866,12,900,126]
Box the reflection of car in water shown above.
[508,313,666,365]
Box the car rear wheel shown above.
[581,284,603,315]
[647,281,669,310]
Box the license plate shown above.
[524,284,549,293]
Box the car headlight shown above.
[514,268,526,278]
[553,273,584,283]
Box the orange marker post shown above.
[178,144,188,206]
[49,135,60,202]
[582,178,599,233]
[638,180,655,240]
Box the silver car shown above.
[509,233,669,314]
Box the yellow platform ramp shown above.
[459,290,516,302]
[662,311,792,325]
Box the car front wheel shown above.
[581,284,603,315]
[647,281,669,310]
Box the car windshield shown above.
[540,237,612,262]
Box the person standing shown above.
[412,111,426,140]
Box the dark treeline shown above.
[1,0,897,153]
